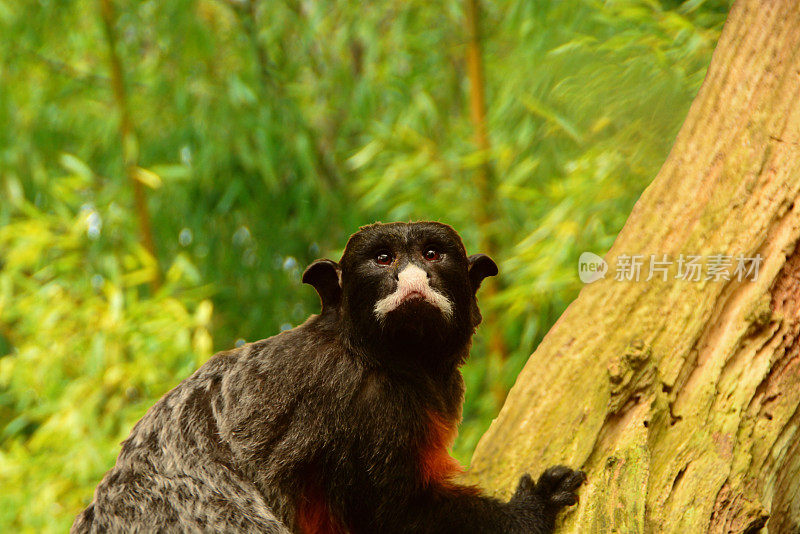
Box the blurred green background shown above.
[0,0,729,530]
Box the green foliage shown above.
[0,0,728,530]
[0,166,213,532]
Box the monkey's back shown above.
[73,313,466,533]
[71,342,294,533]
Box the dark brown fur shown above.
[73,222,584,533]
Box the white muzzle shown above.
[373,264,453,322]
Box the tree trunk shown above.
[465,1,800,532]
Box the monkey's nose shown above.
[393,259,409,280]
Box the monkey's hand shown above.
[508,466,586,533]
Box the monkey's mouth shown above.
[400,291,425,303]
[374,285,454,322]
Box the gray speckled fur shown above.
[72,342,295,533]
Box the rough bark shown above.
[465,1,800,532]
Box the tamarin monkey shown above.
[73,221,585,533]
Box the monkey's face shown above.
[343,222,468,344]
[304,222,497,363]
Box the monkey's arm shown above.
[381,467,586,534]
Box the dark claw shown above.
[535,466,586,511]
[561,470,587,492]
[511,465,586,518]
[550,491,579,507]
[535,465,576,494]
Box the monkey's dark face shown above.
[341,222,470,345]
[303,222,497,366]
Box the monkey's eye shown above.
[375,251,393,266]
[423,248,441,261]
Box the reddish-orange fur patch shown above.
[297,482,346,534]
[419,410,463,488]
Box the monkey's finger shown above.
[535,465,574,494]
[515,473,536,493]
[561,470,587,492]
[550,491,579,508]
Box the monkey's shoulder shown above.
[220,315,345,383]
[177,314,334,382]
[117,317,334,437]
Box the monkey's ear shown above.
[468,254,498,292]
[302,259,342,312]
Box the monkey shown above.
[72,221,585,533]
